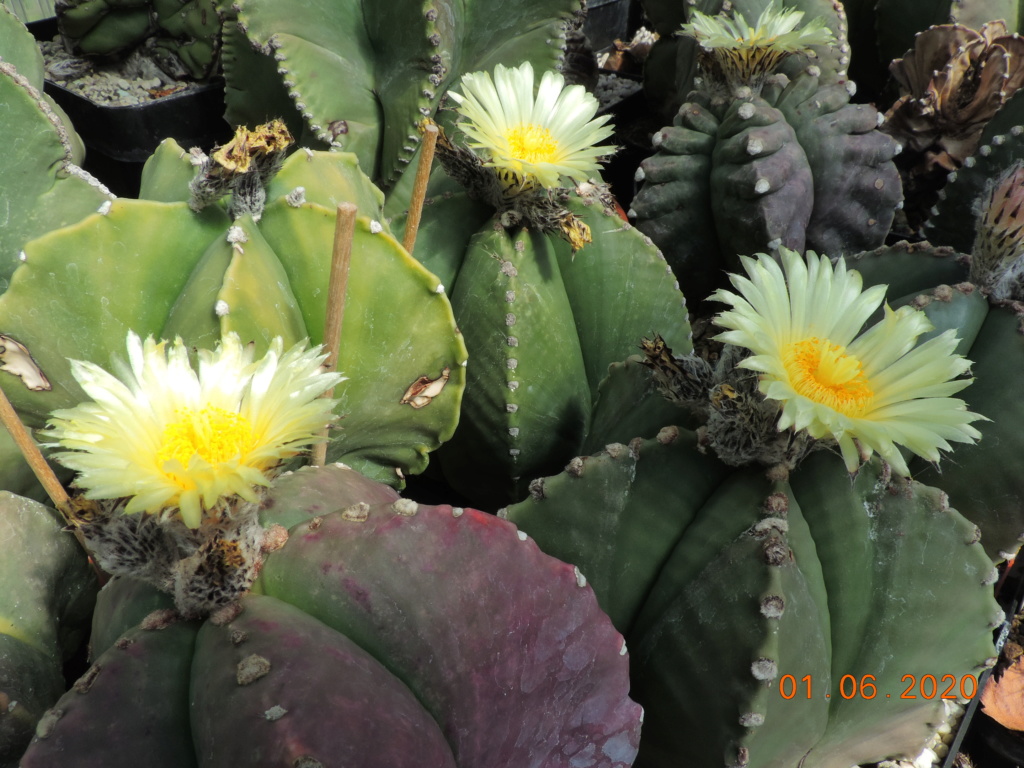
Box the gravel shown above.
[38,37,197,107]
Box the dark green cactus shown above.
[0,138,467,487]
[630,67,902,303]
[0,494,98,767]
[399,183,691,508]
[19,464,643,767]
[505,436,999,768]
[223,0,580,188]
[850,92,1024,560]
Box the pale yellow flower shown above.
[44,332,343,528]
[710,248,984,475]
[448,61,614,192]
[680,1,834,92]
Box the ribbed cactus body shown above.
[19,464,643,768]
[225,0,578,188]
[0,141,467,486]
[0,494,98,767]
[427,193,691,508]
[506,439,1000,768]
[631,70,902,302]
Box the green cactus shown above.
[55,0,221,80]
[376,60,693,509]
[0,135,467,487]
[629,4,903,303]
[0,9,111,295]
[18,463,643,767]
[493,229,1024,765]
[0,10,112,501]
[856,90,1024,560]
[506,441,998,768]
[425,192,690,507]
[0,493,98,767]
[222,0,580,189]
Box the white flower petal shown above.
[713,247,983,474]
[45,331,342,528]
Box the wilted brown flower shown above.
[884,21,1024,172]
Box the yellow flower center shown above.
[507,123,559,163]
[782,337,874,416]
[156,406,256,476]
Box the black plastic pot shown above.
[583,0,640,51]
[43,77,230,165]
[44,77,230,196]
[29,18,232,197]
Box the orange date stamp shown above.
[778,673,979,700]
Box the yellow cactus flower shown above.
[710,248,984,475]
[448,61,615,193]
[44,332,343,528]
[680,1,834,92]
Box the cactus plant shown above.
[0,493,98,767]
[501,249,1002,768]
[635,0,850,123]
[380,63,691,508]
[0,8,111,295]
[55,0,221,80]
[0,133,468,488]
[628,2,902,303]
[506,441,999,768]
[222,0,581,189]
[0,9,112,500]
[17,463,643,768]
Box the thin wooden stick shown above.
[0,386,72,516]
[0,385,103,578]
[311,202,358,467]
[401,122,439,256]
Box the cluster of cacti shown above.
[55,0,221,80]
[11,1,1024,766]
[628,0,902,304]
[16,464,642,768]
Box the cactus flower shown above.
[44,332,343,528]
[710,248,984,475]
[448,61,614,193]
[679,0,834,94]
